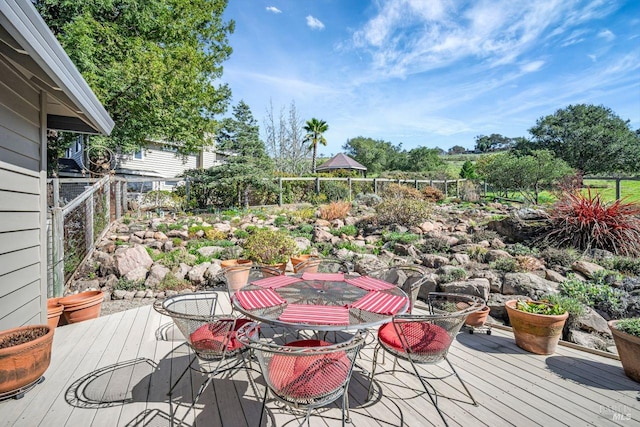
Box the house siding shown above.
[116,144,199,178]
[0,58,44,329]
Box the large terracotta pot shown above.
[0,325,53,394]
[221,259,253,291]
[261,263,286,277]
[465,305,490,327]
[46,298,64,329]
[505,300,568,355]
[291,255,319,273]
[59,291,104,324]
[608,320,640,383]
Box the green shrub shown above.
[375,199,432,227]
[113,277,146,291]
[491,257,518,272]
[153,248,197,269]
[381,183,424,200]
[243,228,298,264]
[600,256,640,275]
[335,241,368,253]
[157,272,191,291]
[234,229,249,239]
[274,216,288,227]
[205,229,227,240]
[543,294,585,316]
[383,232,420,244]
[290,207,316,221]
[559,275,628,319]
[354,193,382,207]
[331,225,358,237]
[515,299,566,316]
[615,318,640,337]
[506,243,538,256]
[171,237,183,247]
[439,268,467,283]
[540,247,579,267]
[466,245,488,261]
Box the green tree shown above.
[459,160,477,179]
[474,134,514,152]
[528,104,640,174]
[405,147,445,172]
[476,150,573,204]
[36,0,234,155]
[303,118,329,173]
[448,145,467,154]
[342,136,402,174]
[217,101,267,158]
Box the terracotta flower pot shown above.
[608,320,640,383]
[0,325,53,394]
[465,305,490,327]
[221,259,253,291]
[46,298,64,329]
[505,300,568,355]
[261,262,286,277]
[291,255,319,273]
[59,291,104,324]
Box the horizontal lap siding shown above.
[118,146,198,178]
[0,57,43,329]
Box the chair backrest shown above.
[367,264,429,312]
[295,258,352,274]
[391,292,484,363]
[154,292,245,360]
[237,323,365,405]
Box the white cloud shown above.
[598,29,615,41]
[588,54,597,62]
[306,15,325,30]
[266,6,282,14]
[520,60,545,73]
[351,0,621,78]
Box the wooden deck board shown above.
[1,292,639,427]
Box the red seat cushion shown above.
[268,339,350,400]
[189,318,252,353]
[378,322,451,355]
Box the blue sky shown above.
[221,0,640,155]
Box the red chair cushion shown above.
[268,339,350,400]
[378,321,451,355]
[189,318,252,353]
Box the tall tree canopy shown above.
[342,136,402,174]
[474,134,515,152]
[217,101,268,158]
[36,0,234,154]
[527,104,640,175]
[303,118,328,173]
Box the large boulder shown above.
[486,212,547,243]
[571,260,604,279]
[124,266,148,283]
[440,278,490,301]
[187,262,211,285]
[114,245,153,277]
[145,264,171,288]
[421,254,449,268]
[502,273,559,297]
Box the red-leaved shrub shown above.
[545,190,640,257]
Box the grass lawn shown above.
[582,178,640,203]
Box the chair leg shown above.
[406,355,449,427]
[446,357,477,406]
[366,345,381,401]
[168,354,198,396]
[259,384,268,427]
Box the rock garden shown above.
[69,184,640,354]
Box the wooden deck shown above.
[2,292,639,426]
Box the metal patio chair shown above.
[366,292,485,427]
[294,257,353,274]
[153,291,252,405]
[237,323,366,427]
[367,264,430,313]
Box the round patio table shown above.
[231,272,409,331]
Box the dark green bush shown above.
[375,199,432,227]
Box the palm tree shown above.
[303,118,329,173]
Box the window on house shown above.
[75,139,81,153]
[134,150,144,160]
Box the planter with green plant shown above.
[505,299,568,355]
[243,228,297,275]
[608,318,640,382]
[220,259,253,291]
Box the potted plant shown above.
[243,228,297,276]
[220,259,253,291]
[58,290,104,324]
[505,299,568,355]
[608,318,640,383]
[465,305,491,328]
[0,325,53,395]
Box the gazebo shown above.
[315,153,367,176]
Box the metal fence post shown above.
[616,179,621,200]
[373,178,377,194]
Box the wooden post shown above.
[279,177,283,206]
[115,180,121,219]
[444,180,448,198]
[456,180,460,198]
[616,179,621,200]
[122,180,128,213]
[51,207,64,297]
[104,178,110,224]
[52,177,60,208]
[185,177,191,208]
[414,179,418,189]
[484,180,488,197]
[373,178,377,194]
[348,177,352,201]
[315,177,320,195]
[85,193,94,251]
